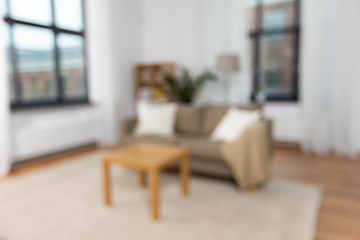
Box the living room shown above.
[0,0,359,239]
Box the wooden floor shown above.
[3,147,360,240]
[272,147,360,240]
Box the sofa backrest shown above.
[200,105,229,134]
[176,105,204,134]
[175,104,262,135]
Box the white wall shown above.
[110,0,141,120]
[6,0,107,162]
[1,0,301,168]
[11,107,99,162]
[139,0,301,142]
[142,0,201,69]
[3,0,141,163]
[264,103,301,143]
[0,3,11,176]
[141,0,251,104]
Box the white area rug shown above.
[0,151,322,240]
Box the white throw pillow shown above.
[210,107,261,143]
[134,102,179,137]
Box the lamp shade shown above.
[216,54,240,73]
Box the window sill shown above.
[264,98,298,102]
[251,95,298,103]
[11,100,95,113]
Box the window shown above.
[248,0,299,101]
[2,0,87,108]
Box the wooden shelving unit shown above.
[134,63,175,101]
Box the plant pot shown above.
[255,93,267,103]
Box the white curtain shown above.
[301,0,360,156]
[197,0,250,104]
[86,0,119,146]
[0,14,11,177]
[86,0,138,147]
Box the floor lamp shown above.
[216,54,240,102]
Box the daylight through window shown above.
[2,0,87,108]
[248,0,299,101]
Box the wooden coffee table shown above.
[102,142,190,220]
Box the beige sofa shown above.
[121,104,272,180]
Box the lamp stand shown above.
[223,74,230,103]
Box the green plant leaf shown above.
[164,68,218,103]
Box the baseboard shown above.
[12,143,99,171]
[273,141,301,150]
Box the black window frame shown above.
[2,0,89,109]
[250,0,300,102]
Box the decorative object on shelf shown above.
[136,87,153,103]
[164,68,217,103]
[255,86,266,104]
[153,86,163,99]
[216,54,240,102]
[134,63,175,102]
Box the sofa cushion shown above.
[175,135,223,160]
[134,102,178,137]
[201,105,263,134]
[176,105,203,134]
[210,107,261,143]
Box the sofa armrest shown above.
[220,118,273,189]
[120,117,137,141]
[263,119,273,158]
[240,119,273,159]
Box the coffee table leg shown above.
[181,153,189,196]
[150,169,159,220]
[139,170,146,187]
[103,160,111,206]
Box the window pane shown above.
[262,0,295,30]
[259,33,294,97]
[248,0,260,31]
[57,33,86,100]
[10,0,52,25]
[13,25,57,102]
[1,0,7,16]
[54,0,83,31]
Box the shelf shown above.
[134,63,175,101]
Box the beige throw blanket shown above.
[221,121,271,190]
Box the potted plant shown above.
[164,68,217,103]
[255,86,266,103]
